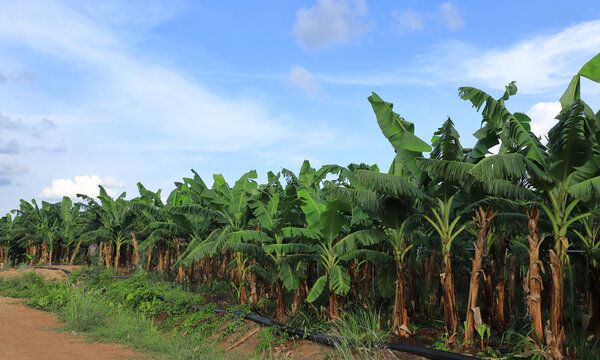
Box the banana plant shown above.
[249,182,314,320]
[176,171,262,303]
[298,188,382,320]
[14,199,60,265]
[423,196,468,341]
[0,214,19,264]
[78,186,133,272]
[56,196,85,264]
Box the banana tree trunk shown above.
[590,264,600,337]
[276,279,286,321]
[114,242,121,272]
[409,268,419,315]
[28,245,36,265]
[239,282,248,304]
[249,271,258,305]
[425,249,438,314]
[291,280,304,317]
[506,252,517,319]
[526,207,544,347]
[104,242,112,269]
[145,245,153,271]
[41,243,48,265]
[441,251,458,343]
[164,247,171,274]
[219,249,227,278]
[466,207,496,347]
[175,238,185,282]
[328,290,339,321]
[465,243,484,346]
[349,262,358,302]
[203,256,211,282]
[549,249,565,359]
[69,240,82,265]
[157,243,164,272]
[189,262,196,283]
[98,242,104,265]
[483,267,494,322]
[59,247,68,264]
[393,260,410,338]
[494,235,507,330]
[131,232,139,267]
[363,261,371,298]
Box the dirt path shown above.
[0,295,146,360]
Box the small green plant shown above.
[255,327,287,355]
[476,323,491,353]
[432,332,451,352]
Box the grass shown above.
[330,308,393,360]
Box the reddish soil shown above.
[0,265,83,280]
[0,296,146,360]
[215,320,334,359]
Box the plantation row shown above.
[2,54,600,359]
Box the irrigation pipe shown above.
[33,266,480,360]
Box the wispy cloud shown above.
[391,2,462,34]
[0,71,35,83]
[0,153,27,185]
[321,19,600,95]
[0,113,61,185]
[0,1,327,154]
[292,0,369,51]
[289,65,322,97]
[391,9,423,34]
[438,2,463,31]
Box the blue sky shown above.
[1,0,600,212]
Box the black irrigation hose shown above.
[33,266,480,360]
[33,266,130,279]
[34,266,74,275]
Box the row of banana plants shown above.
[2,54,600,358]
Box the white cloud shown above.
[438,2,463,31]
[40,175,125,199]
[526,101,561,140]
[391,9,423,33]
[289,65,322,97]
[292,0,369,50]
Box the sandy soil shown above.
[0,296,146,360]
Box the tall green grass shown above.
[330,308,394,360]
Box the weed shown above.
[330,308,392,360]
